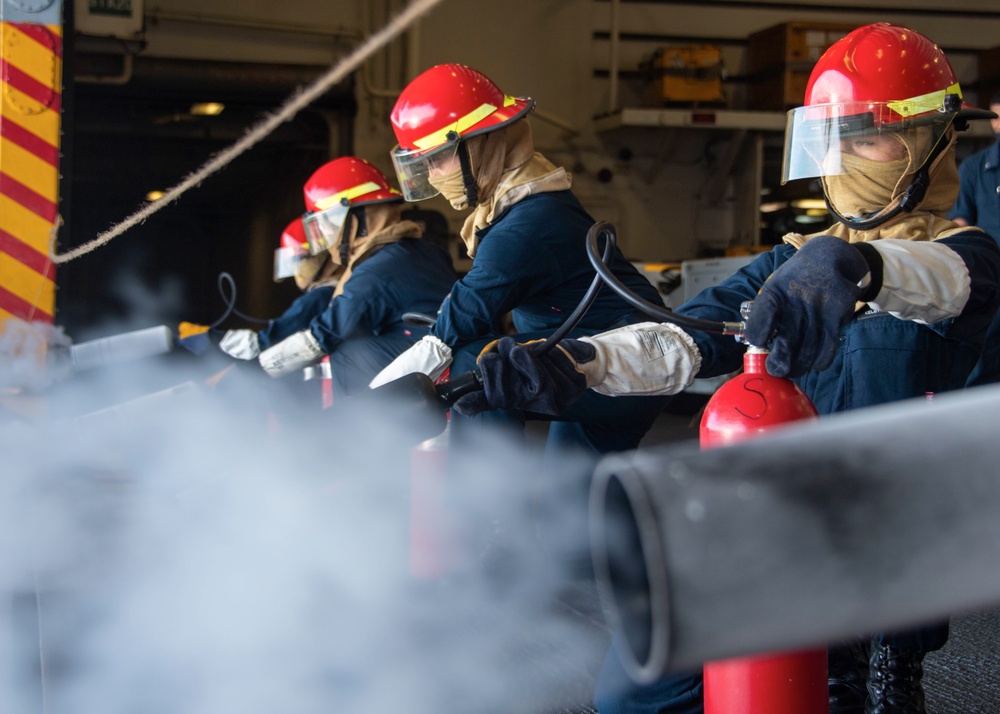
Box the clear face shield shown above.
[390,135,461,202]
[273,246,305,282]
[781,101,957,185]
[301,201,351,255]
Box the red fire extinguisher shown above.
[700,344,828,714]
[408,368,467,579]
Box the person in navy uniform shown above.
[221,156,456,399]
[950,90,1000,245]
[459,24,1000,714]
[370,64,671,457]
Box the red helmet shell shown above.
[390,64,534,151]
[279,217,308,254]
[805,23,960,124]
[303,156,402,214]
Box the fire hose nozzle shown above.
[434,369,484,405]
[723,321,746,340]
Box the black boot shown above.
[865,639,926,714]
[829,639,870,714]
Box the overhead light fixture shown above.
[146,190,165,202]
[190,102,225,116]
[791,198,827,210]
[759,201,789,214]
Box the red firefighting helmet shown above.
[389,64,534,201]
[782,23,995,184]
[301,157,402,255]
[273,217,308,281]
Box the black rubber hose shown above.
[584,222,744,337]
[402,312,438,328]
[434,221,745,406]
[532,226,617,355]
[433,227,615,403]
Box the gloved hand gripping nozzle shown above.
[434,222,749,413]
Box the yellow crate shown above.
[643,45,725,105]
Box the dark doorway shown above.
[57,49,355,341]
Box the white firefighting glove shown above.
[368,334,452,388]
[219,329,260,360]
[258,330,324,378]
[577,321,702,396]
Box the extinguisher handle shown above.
[732,300,754,345]
[435,370,484,405]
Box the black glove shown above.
[452,337,596,417]
[744,235,879,378]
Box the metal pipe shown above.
[531,108,580,138]
[591,0,1000,21]
[358,0,406,99]
[405,12,421,80]
[145,9,359,41]
[109,56,354,97]
[589,384,1000,683]
[608,0,621,113]
[69,325,173,372]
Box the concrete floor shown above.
[924,608,1000,713]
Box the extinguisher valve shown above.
[723,300,754,344]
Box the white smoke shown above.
[0,320,73,391]
[0,321,610,714]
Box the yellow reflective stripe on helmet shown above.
[887,83,962,118]
[412,95,518,150]
[313,181,383,211]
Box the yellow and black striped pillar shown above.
[0,0,62,327]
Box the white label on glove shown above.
[258,330,323,378]
[636,328,677,363]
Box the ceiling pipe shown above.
[83,56,354,102]
[532,108,581,139]
[609,0,621,113]
[145,9,360,42]
[359,0,411,99]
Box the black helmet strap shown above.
[457,141,479,209]
[341,208,366,264]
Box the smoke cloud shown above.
[0,320,610,714]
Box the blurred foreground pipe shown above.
[589,384,1000,683]
[69,326,173,371]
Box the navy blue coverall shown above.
[950,141,1000,245]
[433,190,671,456]
[262,238,457,399]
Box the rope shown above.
[28,214,58,321]
[49,0,448,264]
